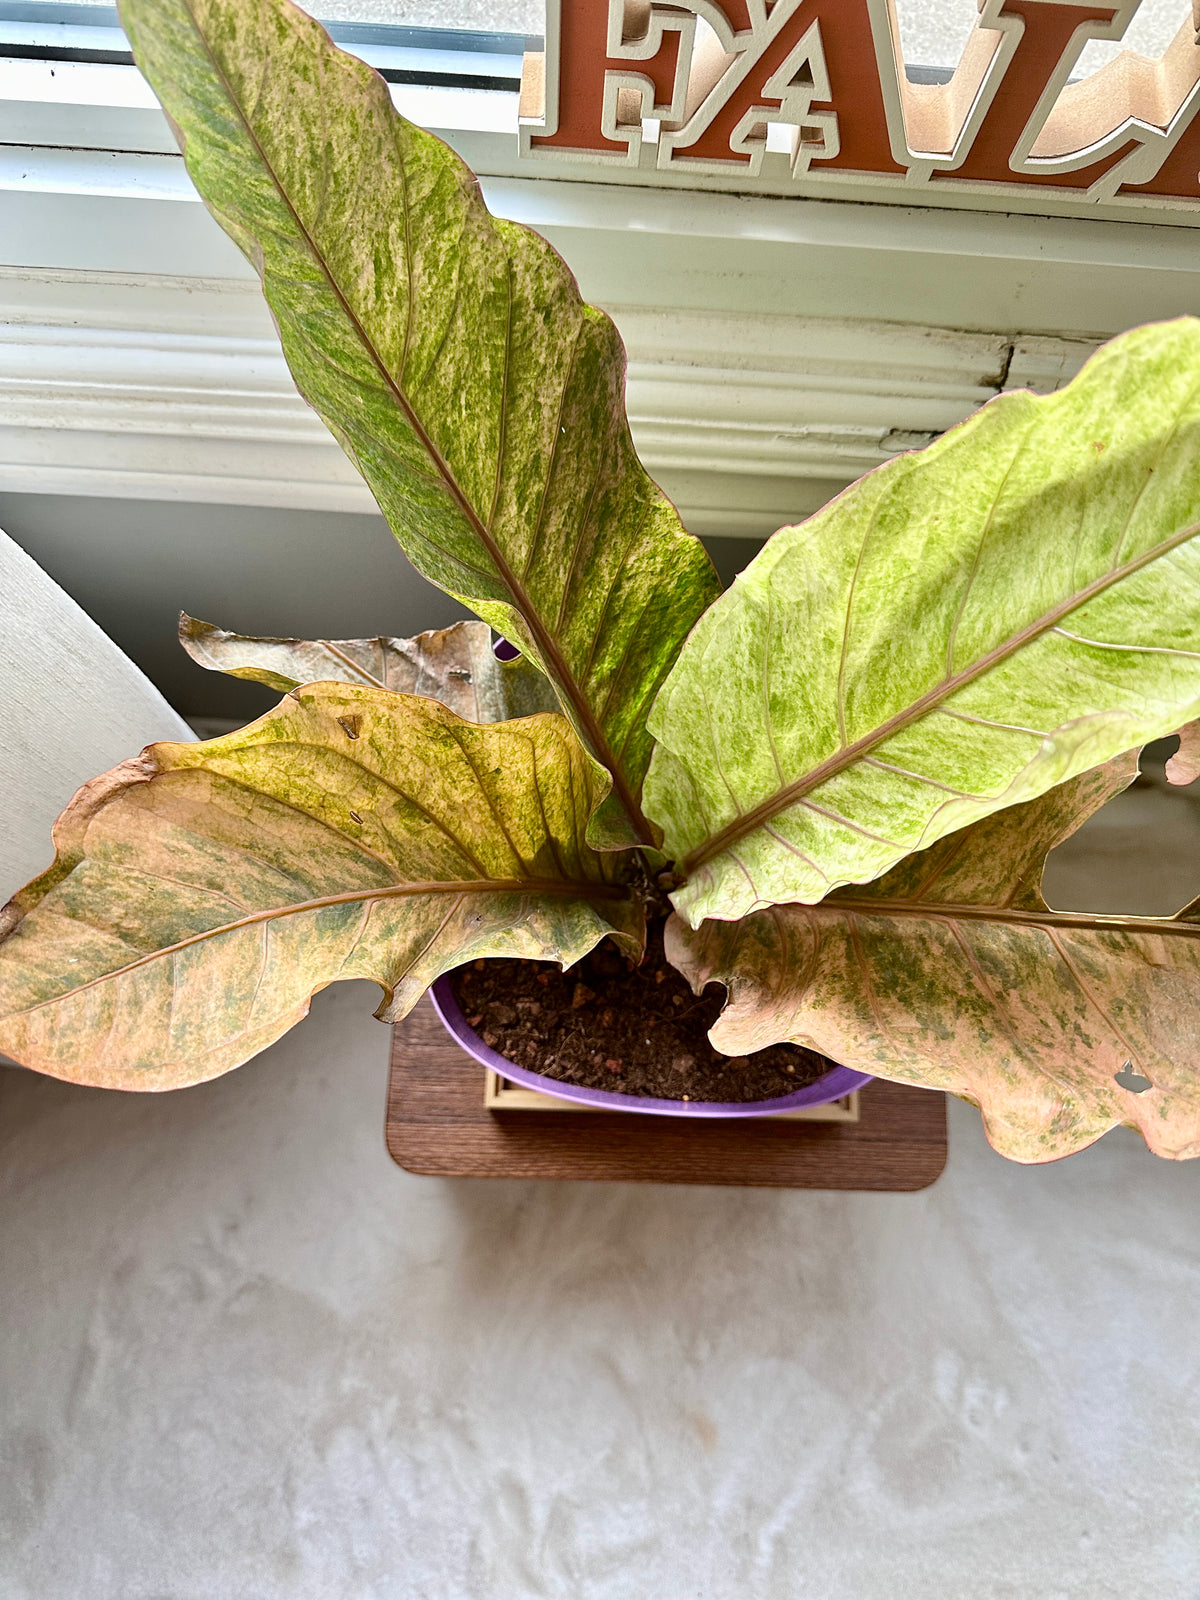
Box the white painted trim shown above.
[0,65,1193,537]
[0,265,1100,537]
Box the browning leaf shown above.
[179,615,556,719]
[666,754,1200,1163]
[1166,720,1200,786]
[0,687,639,1089]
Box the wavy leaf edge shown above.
[120,0,720,852]
[646,319,1200,926]
[0,686,641,1090]
[665,749,1200,1163]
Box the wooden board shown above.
[387,997,947,1191]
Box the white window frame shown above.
[2,6,1200,539]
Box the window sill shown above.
[2,64,1200,536]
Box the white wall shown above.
[0,492,757,721]
[0,526,191,898]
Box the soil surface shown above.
[449,920,834,1104]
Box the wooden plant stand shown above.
[387,996,948,1190]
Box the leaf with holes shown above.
[0,687,640,1089]
[666,751,1200,1162]
[646,320,1200,925]
[120,0,718,849]
[179,615,556,719]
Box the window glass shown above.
[1075,0,1186,75]
[300,0,540,27]
[0,0,1189,76]
[893,0,1189,74]
[0,0,541,25]
[0,0,535,91]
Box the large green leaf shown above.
[666,752,1200,1163]
[120,0,719,848]
[0,687,639,1089]
[647,321,1200,925]
[179,615,556,718]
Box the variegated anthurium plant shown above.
[5,0,1200,1165]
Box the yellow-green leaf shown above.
[666,754,1200,1163]
[179,615,556,718]
[0,687,639,1089]
[648,321,1200,924]
[120,0,719,848]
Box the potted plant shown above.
[4,0,1200,1165]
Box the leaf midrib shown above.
[10,877,629,1016]
[175,0,654,845]
[818,895,1200,940]
[682,515,1200,875]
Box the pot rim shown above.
[429,973,873,1119]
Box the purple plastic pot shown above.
[430,974,872,1118]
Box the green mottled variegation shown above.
[0,688,639,1089]
[647,321,1200,926]
[10,0,1200,1165]
[666,753,1200,1163]
[119,0,718,848]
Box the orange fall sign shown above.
[519,0,1200,210]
